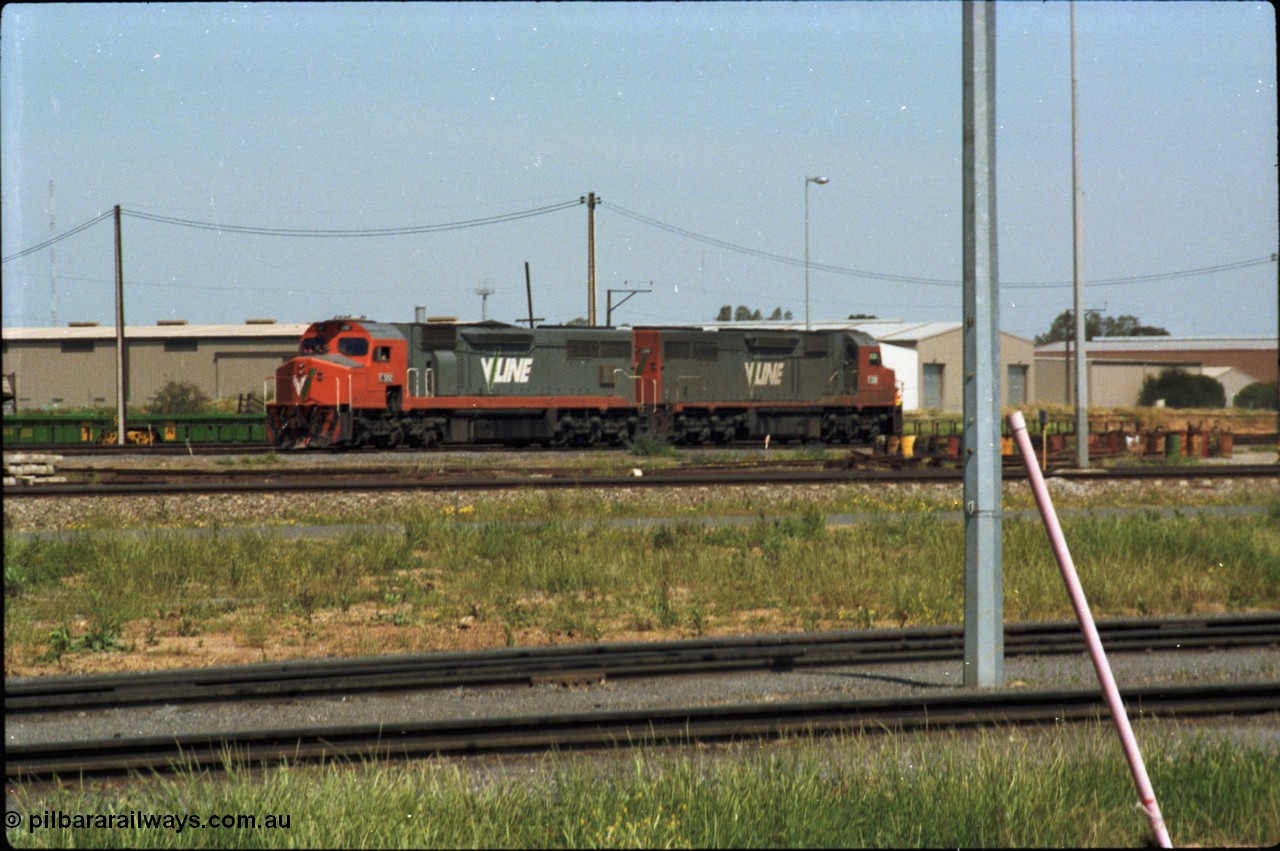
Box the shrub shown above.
[148,380,211,414]
[1137,368,1225,408]
[1232,381,1278,411]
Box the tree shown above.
[1233,381,1278,410]
[847,313,878,320]
[148,380,211,414]
[1035,311,1169,345]
[715,305,792,322]
[1137,368,1225,408]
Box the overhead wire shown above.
[4,198,1274,292]
[1,210,115,263]
[121,199,583,237]
[601,200,1277,289]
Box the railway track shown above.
[8,681,1276,783]
[9,614,1277,714]
[4,461,1277,498]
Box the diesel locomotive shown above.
[266,317,901,449]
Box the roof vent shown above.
[427,316,458,324]
[157,319,188,326]
[67,321,99,327]
[244,318,277,325]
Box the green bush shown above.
[148,380,211,414]
[1137,368,1225,408]
[1233,380,1278,410]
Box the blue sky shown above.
[2,1,1276,341]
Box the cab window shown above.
[338,337,369,358]
[300,336,326,354]
[868,351,881,367]
[373,345,392,362]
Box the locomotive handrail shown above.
[612,369,633,402]
[616,371,656,409]
[407,367,436,399]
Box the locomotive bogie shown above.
[267,317,902,450]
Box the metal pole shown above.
[1071,2,1090,468]
[803,177,828,332]
[1008,412,1172,848]
[586,192,597,327]
[962,0,1003,688]
[49,180,57,326]
[113,204,127,445]
[805,180,811,331]
[525,262,535,329]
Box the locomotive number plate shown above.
[378,373,394,384]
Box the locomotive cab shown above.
[268,318,409,447]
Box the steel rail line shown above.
[9,615,1277,715]
[7,681,1277,783]
[15,429,1277,457]
[5,463,1278,498]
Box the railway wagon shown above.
[266,316,901,450]
[1,412,267,447]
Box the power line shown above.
[2,200,583,262]
[602,200,1277,289]
[6,198,1274,291]
[1,210,114,263]
[121,199,583,237]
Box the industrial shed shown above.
[0,321,307,411]
[692,320,1036,412]
[1034,336,1279,407]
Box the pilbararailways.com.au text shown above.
[10,809,292,834]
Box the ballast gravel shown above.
[8,647,1279,748]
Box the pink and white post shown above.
[1006,411,1172,848]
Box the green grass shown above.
[7,503,1279,670]
[6,722,1276,848]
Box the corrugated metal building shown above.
[1034,336,1278,407]
[1,321,307,410]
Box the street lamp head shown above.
[807,176,830,186]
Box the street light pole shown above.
[804,176,829,331]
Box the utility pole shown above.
[49,180,57,326]
[962,0,1003,689]
[606,282,651,327]
[113,204,127,445]
[583,192,599,326]
[522,262,544,329]
[1071,1,1090,469]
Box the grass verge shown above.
[6,721,1277,848]
[6,504,1278,674]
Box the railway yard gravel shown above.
[4,466,1278,533]
[6,452,1278,756]
[9,647,1280,749]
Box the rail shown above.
[8,681,1276,782]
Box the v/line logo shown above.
[481,356,534,388]
[744,361,785,387]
